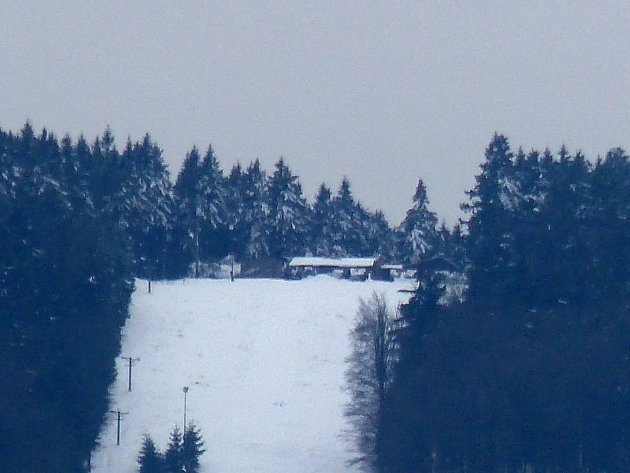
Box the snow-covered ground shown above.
[91,276,413,473]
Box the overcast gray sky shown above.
[3,1,630,225]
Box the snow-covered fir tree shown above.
[174,145,229,275]
[112,134,174,277]
[266,157,310,257]
[225,162,247,257]
[311,183,336,256]
[363,209,395,260]
[330,178,367,256]
[242,159,271,259]
[397,178,438,265]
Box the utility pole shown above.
[109,409,128,446]
[122,356,140,392]
[183,386,189,430]
[148,267,152,294]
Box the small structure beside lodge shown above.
[288,256,389,281]
[381,263,405,280]
[240,256,287,279]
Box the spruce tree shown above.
[397,179,438,265]
[266,157,310,257]
[464,133,517,307]
[114,134,174,278]
[363,210,395,260]
[182,423,206,473]
[330,177,365,256]
[174,145,229,274]
[137,434,164,473]
[163,426,184,473]
[242,159,270,259]
[194,145,229,262]
[311,183,335,256]
[225,163,247,258]
[173,146,203,275]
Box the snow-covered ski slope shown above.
[91,276,413,473]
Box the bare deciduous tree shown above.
[345,292,397,473]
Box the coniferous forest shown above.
[1,123,629,472]
[379,135,630,473]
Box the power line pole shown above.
[122,356,140,392]
[109,409,128,446]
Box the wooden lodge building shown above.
[287,256,390,281]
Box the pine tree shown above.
[114,134,174,278]
[266,157,310,257]
[225,163,247,258]
[363,210,395,260]
[311,183,335,256]
[397,179,438,265]
[88,127,123,213]
[330,177,365,256]
[242,159,270,259]
[163,426,184,473]
[137,434,164,473]
[173,147,203,275]
[196,145,229,260]
[174,145,229,275]
[464,133,517,307]
[182,423,206,473]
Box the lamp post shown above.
[183,386,189,430]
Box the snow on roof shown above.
[289,257,381,268]
[382,264,404,270]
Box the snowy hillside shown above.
[91,276,413,473]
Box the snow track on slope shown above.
[91,277,412,473]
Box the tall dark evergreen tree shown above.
[137,435,164,473]
[173,146,202,275]
[464,133,517,307]
[225,163,247,258]
[182,423,206,473]
[163,426,184,473]
[114,134,174,278]
[311,183,335,256]
[266,157,310,257]
[330,177,367,256]
[174,145,229,275]
[363,210,395,260]
[242,159,270,259]
[396,178,438,265]
[196,145,229,259]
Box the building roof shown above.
[381,264,404,271]
[288,257,382,269]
